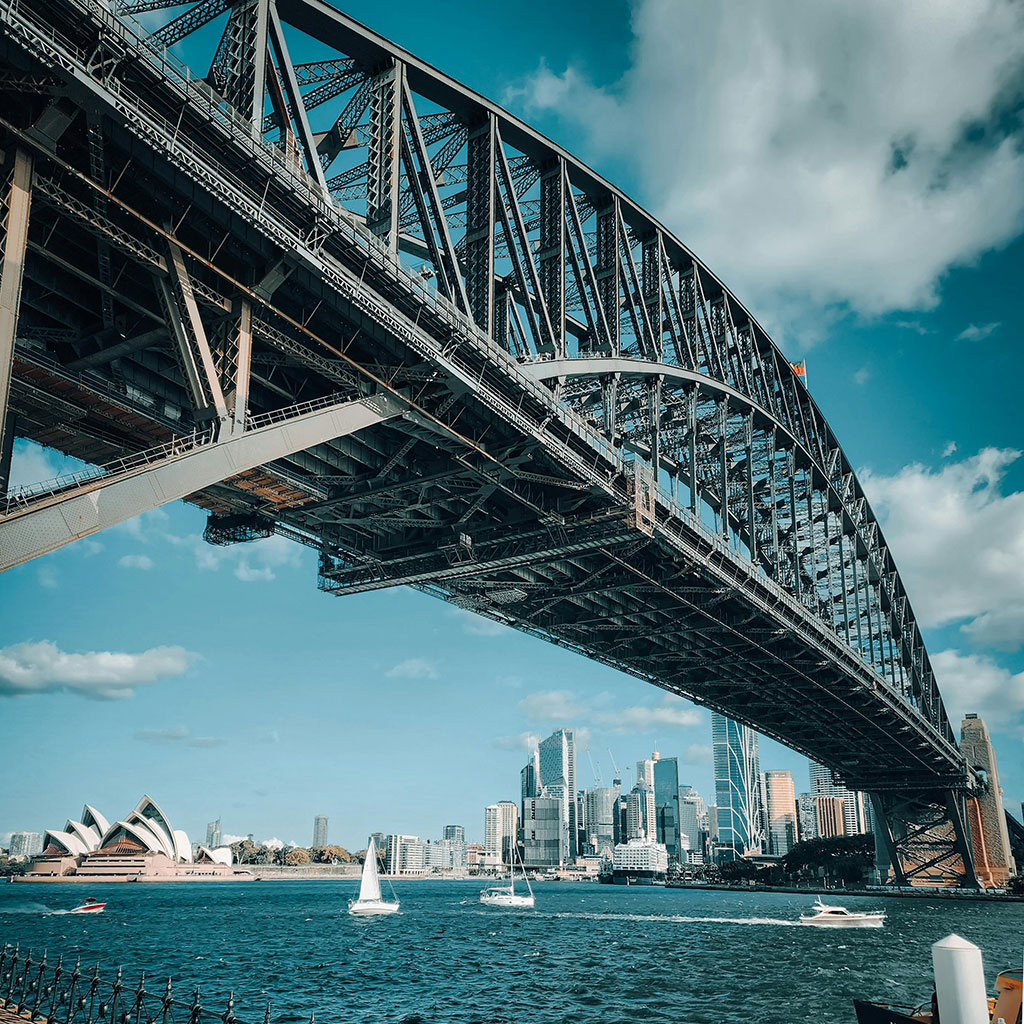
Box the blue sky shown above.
[2,0,1023,851]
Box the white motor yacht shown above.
[348,838,400,916]
[799,897,885,927]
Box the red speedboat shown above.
[70,897,106,914]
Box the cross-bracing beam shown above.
[0,393,404,571]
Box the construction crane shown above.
[607,749,622,788]
[586,749,602,786]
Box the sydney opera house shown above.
[22,795,252,881]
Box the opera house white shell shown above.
[26,794,245,882]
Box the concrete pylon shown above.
[960,714,1016,887]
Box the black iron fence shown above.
[0,944,310,1024]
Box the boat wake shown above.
[550,911,798,927]
[0,903,70,915]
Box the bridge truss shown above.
[0,0,993,886]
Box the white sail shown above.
[358,838,383,903]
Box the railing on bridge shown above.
[0,942,297,1024]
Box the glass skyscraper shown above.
[312,814,328,848]
[652,754,681,860]
[712,712,762,861]
[538,729,577,861]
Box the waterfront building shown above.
[625,786,656,840]
[611,836,668,883]
[367,831,386,855]
[583,786,619,858]
[384,834,417,873]
[432,838,467,870]
[678,789,704,856]
[764,770,798,856]
[809,761,866,836]
[815,795,845,839]
[521,796,561,868]
[24,796,244,881]
[8,832,43,860]
[538,729,577,860]
[312,815,328,848]
[465,842,485,871]
[204,819,221,849]
[711,712,763,861]
[483,801,518,868]
[443,824,465,842]
[797,793,817,842]
[653,754,680,860]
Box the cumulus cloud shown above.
[956,322,1001,341]
[931,649,1024,730]
[859,448,1024,650]
[518,689,587,722]
[492,731,543,752]
[593,695,703,732]
[386,657,439,680]
[509,0,1024,329]
[683,743,714,765]
[166,532,302,583]
[119,554,154,571]
[0,641,190,699]
[7,440,68,491]
[942,441,959,458]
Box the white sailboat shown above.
[479,846,535,908]
[348,838,400,915]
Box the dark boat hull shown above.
[853,1000,928,1024]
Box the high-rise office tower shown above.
[626,786,656,840]
[797,793,817,842]
[635,756,655,791]
[205,818,221,848]
[520,749,540,802]
[443,825,465,842]
[809,761,865,836]
[678,786,705,856]
[764,770,798,856]
[583,786,619,857]
[815,796,845,839]
[521,796,562,868]
[312,815,329,848]
[712,712,762,861]
[653,755,680,859]
[484,801,518,868]
[538,729,577,860]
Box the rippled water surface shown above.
[1,881,1020,1024]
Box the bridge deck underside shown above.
[0,0,966,801]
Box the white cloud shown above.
[683,743,713,765]
[518,689,587,722]
[853,367,871,385]
[386,657,439,680]
[492,731,543,752]
[7,440,65,491]
[931,649,1024,731]
[134,727,224,747]
[859,448,1024,650]
[119,554,154,571]
[37,566,58,589]
[166,532,302,583]
[510,1,1024,328]
[593,695,703,732]
[956,322,1001,341]
[222,833,248,845]
[942,441,958,457]
[0,640,190,699]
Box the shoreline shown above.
[664,881,1024,903]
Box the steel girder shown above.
[0,0,980,885]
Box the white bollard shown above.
[932,933,989,1024]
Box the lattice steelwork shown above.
[0,0,989,886]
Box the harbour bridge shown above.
[0,0,1012,887]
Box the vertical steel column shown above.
[594,195,620,354]
[538,159,565,357]
[229,298,252,436]
[465,114,496,336]
[768,429,779,576]
[641,234,663,362]
[744,414,757,563]
[850,546,865,659]
[602,374,618,437]
[0,148,32,494]
[788,450,801,600]
[366,61,404,250]
[838,531,852,646]
[688,386,699,518]
[719,400,729,543]
[805,481,818,611]
[649,376,662,482]
[221,0,269,129]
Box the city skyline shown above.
[1,0,1022,851]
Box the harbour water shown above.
[1,881,1020,1024]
